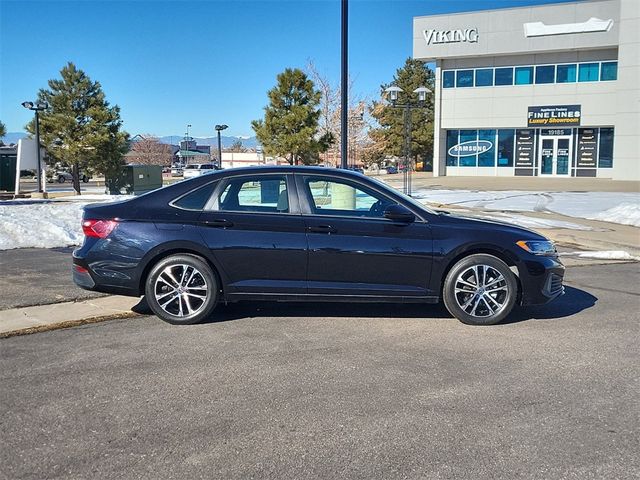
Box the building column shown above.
[433,60,446,177]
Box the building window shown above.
[475,68,493,87]
[515,66,533,85]
[443,70,455,88]
[446,130,459,166]
[458,130,477,167]
[600,62,618,81]
[598,128,614,168]
[578,63,599,82]
[556,64,577,83]
[478,130,496,167]
[494,67,513,86]
[456,70,474,88]
[535,65,555,84]
[497,130,515,167]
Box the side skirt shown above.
[224,292,441,304]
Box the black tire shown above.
[144,254,218,325]
[443,254,517,326]
[82,175,89,183]
[57,175,65,184]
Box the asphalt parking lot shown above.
[1,262,639,479]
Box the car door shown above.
[296,174,434,298]
[197,173,308,296]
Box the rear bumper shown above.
[519,256,565,306]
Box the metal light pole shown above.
[383,86,431,196]
[215,124,228,167]
[21,101,49,193]
[340,0,348,169]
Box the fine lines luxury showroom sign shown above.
[527,105,581,127]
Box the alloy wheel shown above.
[153,264,208,318]
[453,264,509,318]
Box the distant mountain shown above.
[158,135,258,149]
[1,132,28,145]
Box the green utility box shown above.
[0,157,17,192]
[114,165,163,195]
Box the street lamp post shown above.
[21,101,49,193]
[215,124,228,167]
[383,86,431,196]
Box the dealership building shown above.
[413,0,639,180]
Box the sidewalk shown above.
[0,295,143,338]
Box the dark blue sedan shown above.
[73,166,564,326]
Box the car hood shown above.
[432,209,548,241]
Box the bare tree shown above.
[126,135,173,165]
[225,139,247,153]
[306,60,372,166]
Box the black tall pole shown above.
[340,0,348,169]
[217,130,222,167]
[34,110,42,193]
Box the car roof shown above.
[216,165,365,176]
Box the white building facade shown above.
[413,0,639,180]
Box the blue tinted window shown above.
[578,63,599,82]
[497,130,515,167]
[478,130,496,167]
[458,130,477,167]
[446,130,459,166]
[556,64,577,83]
[494,67,513,86]
[601,62,617,81]
[515,67,533,85]
[456,70,474,88]
[598,128,614,168]
[475,68,494,87]
[443,71,455,88]
[535,65,555,84]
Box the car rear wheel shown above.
[145,254,218,325]
[57,175,65,183]
[443,254,517,326]
[82,175,89,183]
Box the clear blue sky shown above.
[1,0,576,138]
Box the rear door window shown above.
[216,176,289,213]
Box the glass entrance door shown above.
[539,136,572,176]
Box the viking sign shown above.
[423,28,479,45]
[448,140,493,157]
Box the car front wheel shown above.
[57,175,65,183]
[443,254,518,326]
[144,254,218,325]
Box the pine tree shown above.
[369,59,435,170]
[0,121,6,144]
[251,68,333,165]
[25,62,129,193]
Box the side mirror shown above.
[384,204,415,223]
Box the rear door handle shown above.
[203,219,234,228]
[307,225,337,234]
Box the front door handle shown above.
[203,219,234,228]
[307,225,337,234]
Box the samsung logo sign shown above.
[423,28,479,45]
[448,140,493,157]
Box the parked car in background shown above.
[48,170,91,183]
[74,166,564,326]
[346,166,365,174]
[385,166,398,174]
[171,165,183,177]
[183,163,220,179]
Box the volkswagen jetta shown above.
[73,166,564,325]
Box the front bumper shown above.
[519,256,565,306]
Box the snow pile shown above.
[413,189,640,228]
[586,202,640,227]
[562,250,639,261]
[0,195,132,250]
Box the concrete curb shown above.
[0,295,144,338]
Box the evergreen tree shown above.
[369,59,435,170]
[0,121,6,144]
[252,68,333,165]
[25,62,129,193]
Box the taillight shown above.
[82,219,118,238]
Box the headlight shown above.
[516,240,556,256]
